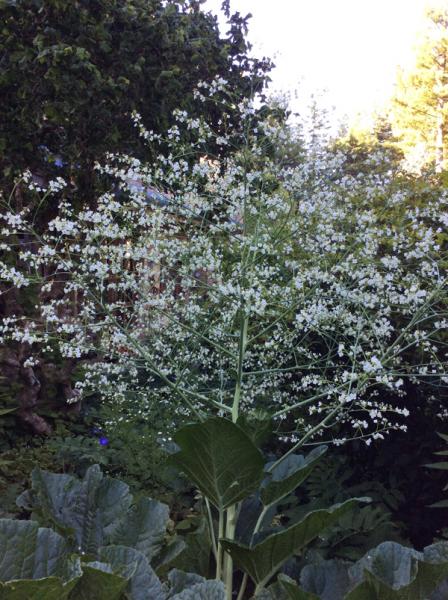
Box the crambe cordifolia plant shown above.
[1,83,447,597]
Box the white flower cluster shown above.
[2,87,447,445]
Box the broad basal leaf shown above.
[110,497,170,562]
[346,541,448,600]
[299,560,351,600]
[72,562,128,600]
[0,519,81,599]
[17,465,133,555]
[168,418,264,509]
[261,447,327,507]
[100,545,165,600]
[170,580,226,600]
[0,577,75,600]
[278,574,319,600]
[222,498,363,588]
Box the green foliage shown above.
[0,0,271,185]
[0,441,64,519]
[259,541,448,600]
[223,499,364,591]
[48,418,169,495]
[261,447,328,508]
[170,516,212,578]
[168,417,265,510]
[168,417,366,595]
[0,465,225,599]
[16,464,171,559]
[0,519,82,599]
[426,432,448,508]
[390,6,448,170]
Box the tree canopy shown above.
[0,0,272,187]
[390,7,448,171]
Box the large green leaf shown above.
[152,539,187,573]
[0,519,81,599]
[222,499,363,588]
[166,568,226,599]
[166,569,205,596]
[0,578,75,600]
[299,560,351,600]
[100,545,165,600]
[168,418,265,509]
[170,580,225,600]
[236,412,273,448]
[110,497,170,562]
[17,465,133,555]
[71,562,128,600]
[170,517,211,577]
[278,574,319,599]
[261,447,327,507]
[0,519,69,581]
[346,541,448,600]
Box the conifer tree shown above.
[391,6,448,171]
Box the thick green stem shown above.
[205,498,218,561]
[224,504,237,600]
[216,509,225,580]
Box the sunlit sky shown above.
[204,0,436,126]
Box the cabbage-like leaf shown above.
[349,541,420,590]
[100,545,165,600]
[170,580,226,600]
[72,562,128,600]
[261,447,327,507]
[164,568,225,599]
[346,541,448,600]
[222,499,363,588]
[110,497,170,562]
[276,575,317,599]
[166,568,205,596]
[0,519,81,599]
[299,560,351,600]
[168,417,264,509]
[17,465,132,555]
[16,465,176,573]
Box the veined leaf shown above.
[261,447,327,507]
[278,574,319,599]
[0,519,81,599]
[170,580,225,600]
[167,569,226,599]
[168,418,264,509]
[16,465,133,555]
[72,562,128,600]
[299,560,351,600]
[347,541,448,600]
[100,545,165,600]
[222,498,364,588]
[110,497,169,562]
